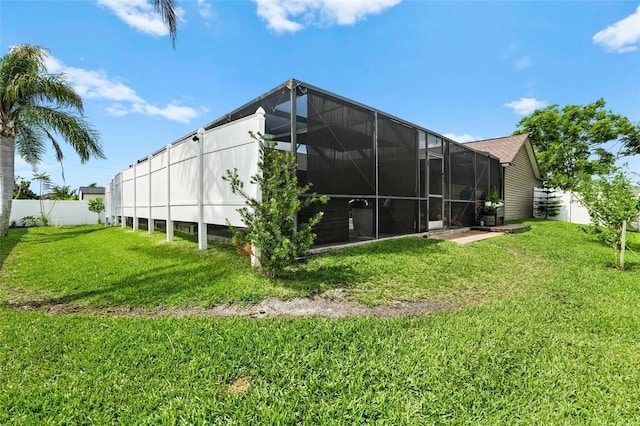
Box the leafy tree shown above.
[88,197,105,224]
[0,45,103,236]
[32,173,52,199]
[13,176,37,200]
[224,132,328,277]
[576,168,640,270]
[514,99,640,190]
[51,185,78,200]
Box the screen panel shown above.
[377,116,417,197]
[304,91,375,195]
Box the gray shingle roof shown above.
[78,186,105,194]
[463,134,529,164]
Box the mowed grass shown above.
[1,221,639,423]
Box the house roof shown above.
[79,186,105,194]
[464,134,528,164]
[464,134,543,180]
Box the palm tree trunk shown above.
[0,135,16,236]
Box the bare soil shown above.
[5,288,458,319]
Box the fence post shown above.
[148,155,153,234]
[132,162,138,231]
[197,127,207,250]
[121,173,126,230]
[621,220,626,270]
[166,144,174,242]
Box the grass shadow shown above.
[23,225,108,244]
[0,228,27,270]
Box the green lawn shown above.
[1,222,639,424]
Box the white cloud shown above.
[198,0,213,19]
[593,6,640,53]
[45,55,200,124]
[97,0,184,38]
[443,133,483,143]
[513,56,532,71]
[45,56,143,103]
[505,98,548,115]
[131,102,200,124]
[252,0,401,33]
[105,103,129,117]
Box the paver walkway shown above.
[428,230,505,244]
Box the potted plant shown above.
[481,187,503,226]
[350,199,373,237]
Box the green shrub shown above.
[224,132,327,277]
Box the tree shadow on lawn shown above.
[2,262,243,310]
[21,225,108,245]
[274,238,450,292]
[309,236,449,259]
[1,233,454,311]
[0,228,26,270]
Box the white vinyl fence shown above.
[533,188,592,224]
[533,187,640,231]
[105,107,265,249]
[9,199,103,226]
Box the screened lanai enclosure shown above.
[106,79,502,246]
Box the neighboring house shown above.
[78,186,105,201]
[465,134,543,220]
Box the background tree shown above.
[51,185,78,200]
[224,132,328,277]
[13,176,37,200]
[535,188,562,219]
[576,168,640,270]
[514,99,640,190]
[32,172,53,225]
[0,44,103,236]
[88,197,105,224]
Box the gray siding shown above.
[504,146,542,220]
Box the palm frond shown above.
[15,125,46,166]
[151,0,179,47]
[22,105,104,162]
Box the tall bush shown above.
[224,132,328,277]
[576,168,640,269]
[88,197,105,224]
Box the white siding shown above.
[504,146,542,220]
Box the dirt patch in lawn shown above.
[4,288,458,318]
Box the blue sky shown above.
[2,0,639,191]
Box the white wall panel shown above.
[109,109,265,231]
[10,200,101,225]
[169,158,198,204]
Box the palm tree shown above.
[152,0,179,47]
[0,45,104,236]
[51,184,78,200]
